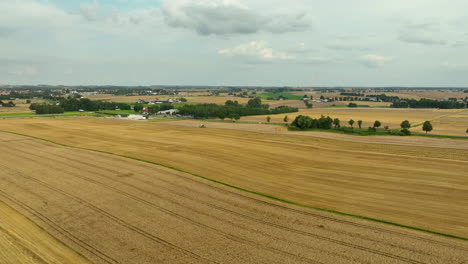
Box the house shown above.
[157,109,178,115]
[149,100,170,105]
[127,114,147,120]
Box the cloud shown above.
[358,54,392,68]
[9,65,38,76]
[161,0,310,35]
[288,42,315,54]
[218,40,294,63]
[0,26,15,37]
[398,22,447,45]
[79,1,99,21]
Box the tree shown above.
[422,121,433,134]
[283,115,289,123]
[147,105,160,114]
[348,103,357,107]
[348,119,355,128]
[133,104,144,113]
[400,120,411,129]
[333,118,340,128]
[357,120,362,128]
[247,97,262,108]
[218,113,226,120]
[266,116,271,123]
[233,114,240,121]
[373,120,381,128]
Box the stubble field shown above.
[1,132,467,263]
[240,108,468,136]
[1,117,467,240]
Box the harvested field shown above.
[0,132,467,263]
[0,200,90,264]
[1,117,467,239]
[241,108,468,136]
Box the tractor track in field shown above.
[17,144,441,262]
[1,133,467,263]
[19,141,468,254]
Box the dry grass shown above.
[1,132,467,263]
[1,117,467,239]
[0,104,32,113]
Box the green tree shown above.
[422,121,433,134]
[348,119,355,128]
[218,113,226,120]
[147,105,160,114]
[266,116,271,123]
[247,97,262,108]
[373,120,381,128]
[333,118,340,128]
[234,114,240,121]
[283,115,289,123]
[357,120,362,128]
[133,104,144,113]
[400,120,411,129]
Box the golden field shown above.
[1,117,467,240]
[241,108,468,136]
[1,132,468,263]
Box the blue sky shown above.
[1,0,468,86]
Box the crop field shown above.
[1,132,467,263]
[1,117,467,240]
[240,108,468,136]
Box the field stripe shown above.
[1,130,467,242]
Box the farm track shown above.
[0,133,467,263]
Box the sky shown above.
[1,0,468,87]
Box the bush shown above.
[348,103,357,107]
[400,128,411,136]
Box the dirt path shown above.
[0,133,467,263]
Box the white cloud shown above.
[80,1,99,21]
[161,0,310,35]
[398,22,447,45]
[358,54,392,68]
[218,40,294,62]
[9,65,38,76]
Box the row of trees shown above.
[391,99,466,109]
[29,103,64,114]
[0,100,16,107]
[58,98,131,111]
[291,116,434,135]
[177,98,298,119]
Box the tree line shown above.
[0,100,16,107]
[391,98,466,109]
[58,98,131,111]
[177,98,298,119]
[30,103,64,114]
[290,115,434,135]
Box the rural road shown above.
[0,133,467,263]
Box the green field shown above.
[259,92,304,100]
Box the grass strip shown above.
[1,130,467,242]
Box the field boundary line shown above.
[1,130,467,242]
